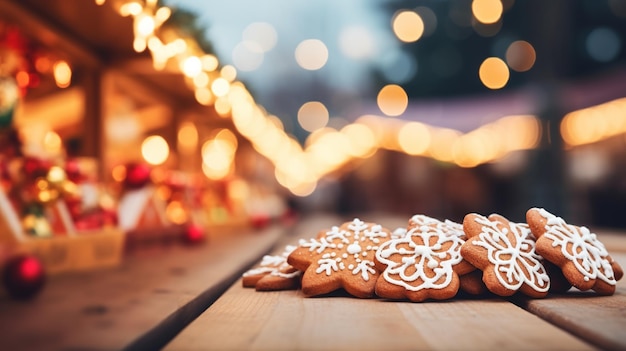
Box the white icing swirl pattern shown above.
[472,215,550,292]
[376,222,465,291]
[302,218,388,282]
[538,208,616,285]
[243,245,297,277]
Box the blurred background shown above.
[2,0,626,230]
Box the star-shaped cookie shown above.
[461,213,550,298]
[287,218,391,298]
[242,245,301,291]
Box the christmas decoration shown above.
[123,162,152,189]
[2,254,46,300]
[0,77,18,128]
[182,223,205,244]
[250,213,271,230]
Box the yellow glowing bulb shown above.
[141,135,170,165]
[53,60,72,88]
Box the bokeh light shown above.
[472,0,503,24]
[339,26,376,59]
[141,135,170,165]
[392,10,425,43]
[242,22,277,52]
[295,39,328,70]
[178,121,198,151]
[479,57,509,89]
[586,27,621,63]
[298,101,329,132]
[377,84,408,117]
[505,40,536,72]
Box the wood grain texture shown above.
[165,213,601,351]
[515,253,626,351]
[165,282,596,350]
[0,225,286,351]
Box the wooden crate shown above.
[0,188,125,274]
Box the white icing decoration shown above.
[347,242,362,254]
[472,215,550,292]
[375,220,465,291]
[270,270,301,279]
[300,218,390,282]
[537,208,616,285]
[243,245,298,278]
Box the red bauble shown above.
[183,224,205,244]
[2,254,46,300]
[123,163,151,189]
[64,158,82,183]
[23,157,51,179]
[250,214,271,230]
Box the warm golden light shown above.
[166,200,188,224]
[214,97,232,117]
[479,57,509,89]
[377,84,408,117]
[43,131,63,154]
[472,0,503,24]
[211,77,230,97]
[221,65,237,82]
[298,101,329,132]
[341,123,376,158]
[181,56,202,77]
[195,87,214,106]
[201,54,219,71]
[141,135,170,165]
[506,41,536,72]
[53,60,72,88]
[178,122,198,151]
[398,122,431,155]
[392,10,425,43]
[561,98,626,146]
[111,164,127,182]
[295,39,328,70]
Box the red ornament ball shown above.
[2,254,46,300]
[123,163,152,189]
[183,224,205,244]
[250,214,271,230]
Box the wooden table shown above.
[1,213,625,351]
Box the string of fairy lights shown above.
[96,0,626,196]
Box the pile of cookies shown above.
[242,208,624,301]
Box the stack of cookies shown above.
[242,208,624,301]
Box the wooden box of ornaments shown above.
[0,157,125,275]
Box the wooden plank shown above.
[0,225,286,351]
[515,253,626,351]
[165,214,597,351]
[165,276,595,350]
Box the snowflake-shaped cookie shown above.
[287,218,391,298]
[526,207,622,295]
[374,218,473,302]
[242,245,301,291]
[461,213,550,298]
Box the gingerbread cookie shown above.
[461,213,550,298]
[459,270,489,295]
[409,215,467,240]
[242,245,301,291]
[374,217,474,302]
[526,207,621,295]
[287,218,391,298]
